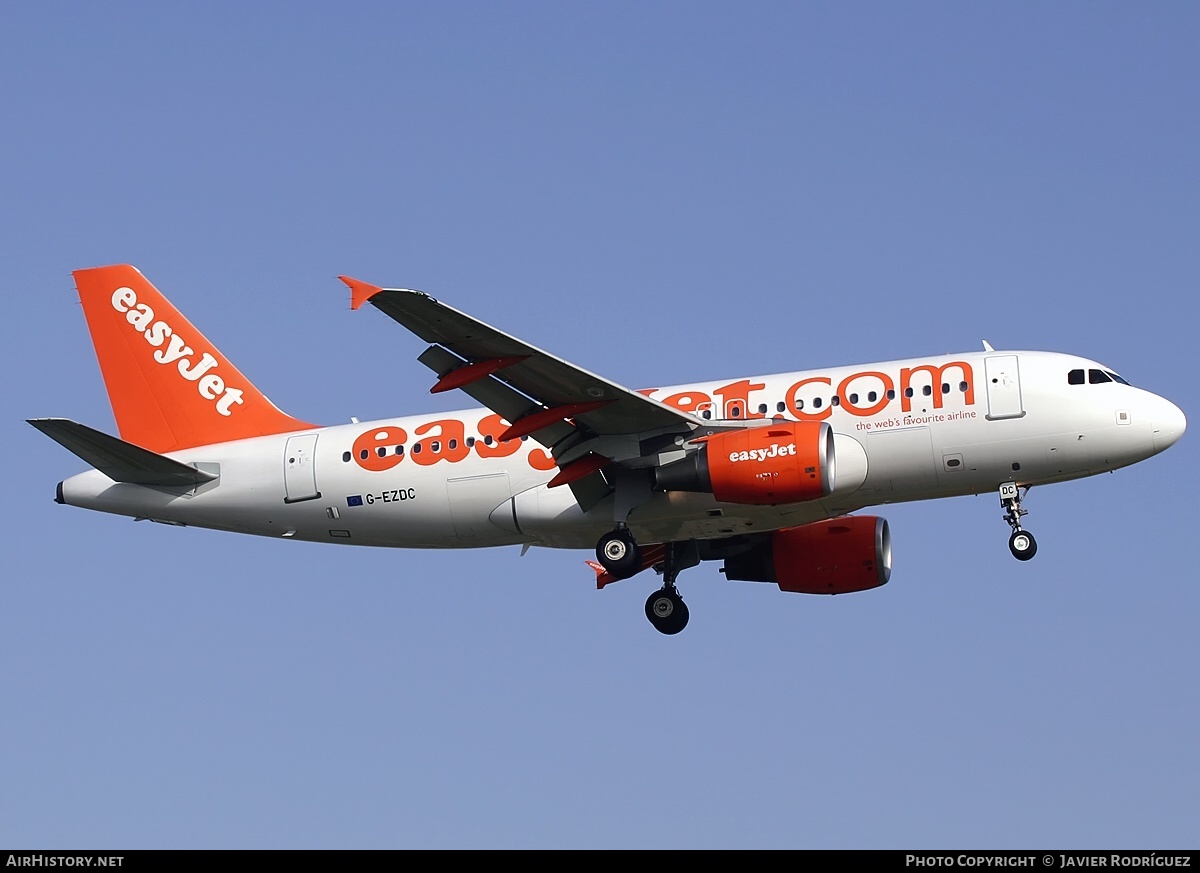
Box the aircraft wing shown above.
[340,278,705,453]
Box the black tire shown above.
[1008,530,1038,561]
[596,529,641,578]
[645,589,689,635]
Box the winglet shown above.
[585,560,614,589]
[339,276,384,311]
[586,543,666,588]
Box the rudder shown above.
[73,265,314,453]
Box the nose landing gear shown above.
[1008,529,1037,560]
[1000,482,1037,561]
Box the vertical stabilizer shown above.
[73,265,314,453]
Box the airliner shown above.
[30,265,1187,634]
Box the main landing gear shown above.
[999,482,1037,561]
[644,541,698,635]
[596,526,641,580]
[596,528,698,635]
[645,586,689,636]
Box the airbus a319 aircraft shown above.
[31,265,1186,634]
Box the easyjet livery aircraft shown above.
[31,265,1187,634]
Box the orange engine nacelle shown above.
[655,421,835,505]
[722,516,892,594]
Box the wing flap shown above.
[416,345,578,448]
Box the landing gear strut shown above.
[999,482,1037,561]
[595,525,700,635]
[644,541,699,635]
[596,471,651,581]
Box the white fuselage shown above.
[57,349,1186,551]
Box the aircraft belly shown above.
[329,469,453,547]
[509,482,600,548]
[445,471,525,545]
[942,431,1094,484]
[1084,420,1156,470]
[858,426,941,498]
[509,482,837,550]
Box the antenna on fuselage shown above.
[982,340,995,352]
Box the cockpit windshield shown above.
[1068,368,1132,386]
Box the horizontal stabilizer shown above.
[27,418,218,487]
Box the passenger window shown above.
[959,381,968,392]
[813,397,823,409]
[941,383,950,394]
[776,401,786,413]
[904,387,914,398]
[412,443,422,454]
[757,404,768,415]
[849,393,859,404]
[887,389,896,400]
[1068,369,1085,385]
[359,449,369,460]
[868,391,877,402]
[831,395,840,406]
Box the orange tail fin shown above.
[73,265,314,453]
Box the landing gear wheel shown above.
[645,588,689,635]
[1008,530,1037,561]
[596,528,641,579]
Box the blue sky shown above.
[2,1,1197,848]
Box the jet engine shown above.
[722,515,891,594]
[654,421,835,505]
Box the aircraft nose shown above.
[1151,396,1186,453]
